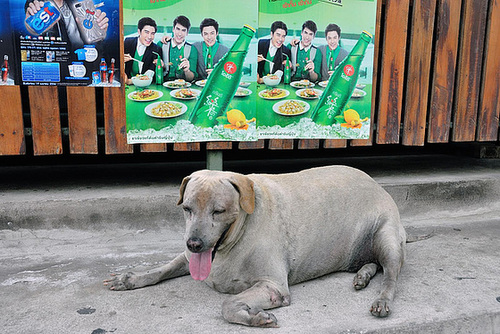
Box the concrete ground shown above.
[1,155,500,333]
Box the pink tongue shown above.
[189,249,213,281]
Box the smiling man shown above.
[123,17,161,85]
[158,15,197,82]
[288,20,321,82]
[318,23,348,81]
[257,21,291,84]
[192,18,229,80]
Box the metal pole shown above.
[206,150,223,170]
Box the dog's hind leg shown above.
[370,217,406,317]
[353,263,379,290]
[221,280,290,327]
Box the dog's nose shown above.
[187,237,204,253]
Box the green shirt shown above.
[288,44,322,81]
[163,42,198,80]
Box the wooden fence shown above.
[1,0,499,157]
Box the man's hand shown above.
[95,9,108,32]
[161,35,172,44]
[25,0,44,19]
[257,54,265,63]
[124,53,133,63]
[290,38,300,47]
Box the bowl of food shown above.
[131,74,152,87]
[263,74,281,86]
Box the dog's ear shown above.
[229,174,255,214]
[177,176,191,205]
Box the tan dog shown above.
[105,166,406,327]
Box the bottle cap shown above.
[361,30,373,39]
[243,24,256,33]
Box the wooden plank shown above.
[238,140,265,150]
[402,0,437,146]
[477,0,500,142]
[427,0,462,143]
[376,0,410,144]
[298,139,319,149]
[67,87,98,154]
[452,0,489,142]
[352,0,383,147]
[173,142,201,151]
[323,139,347,149]
[0,86,25,155]
[29,86,63,155]
[268,139,294,150]
[140,143,167,152]
[207,142,233,150]
[104,86,132,154]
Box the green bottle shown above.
[283,55,291,84]
[154,51,163,85]
[189,25,255,127]
[311,31,372,125]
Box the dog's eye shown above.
[183,207,192,214]
[213,209,225,215]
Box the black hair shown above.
[270,21,288,35]
[302,20,317,34]
[173,15,191,30]
[138,17,157,33]
[200,18,219,34]
[325,23,341,37]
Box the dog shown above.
[104,166,406,327]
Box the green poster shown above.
[124,0,377,143]
[256,0,377,139]
[125,0,258,144]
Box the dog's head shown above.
[177,170,255,280]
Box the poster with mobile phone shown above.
[1,4,17,85]
[9,0,121,86]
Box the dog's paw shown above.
[103,272,137,291]
[248,309,278,328]
[353,272,371,290]
[370,298,391,317]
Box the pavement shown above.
[1,155,500,334]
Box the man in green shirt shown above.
[158,15,197,82]
[288,20,322,83]
[192,18,229,80]
[318,23,349,82]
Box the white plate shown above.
[295,88,322,99]
[234,87,252,97]
[170,88,201,100]
[258,88,290,100]
[318,81,328,88]
[290,80,315,89]
[195,79,207,87]
[239,82,251,88]
[163,80,191,89]
[144,101,187,119]
[351,88,367,98]
[273,99,310,116]
[127,89,163,102]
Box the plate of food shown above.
[128,89,163,102]
[163,79,191,89]
[318,80,328,88]
[234,87,252,97]
[273,99,310,116]
[290,79,315,88]
[351,88,367,98]
[195,79,207,87]
[239,81,251,88]
[170,88,201,100]
[258,88,289,100]
[356,83,366,90]
[145,101,187,119]
[296,88,322,99]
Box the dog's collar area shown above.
[212,225,231,261]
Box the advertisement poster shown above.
[125,0,258,144]
[9,0,121,86]
[1,2,17,85]
[256,0,377,139]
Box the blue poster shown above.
[1,0,17,85]
[9,0,121,86]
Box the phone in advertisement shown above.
[71,0,107,44]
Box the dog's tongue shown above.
[189,249,213,281]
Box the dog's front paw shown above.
[103,272,138,291]
[248,308,278,328]
[370,298,391,317]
